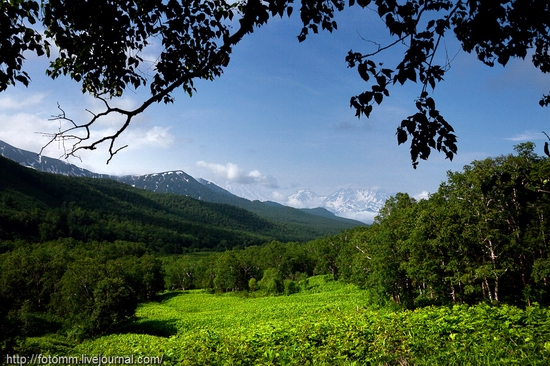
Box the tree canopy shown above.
[3,0,550,166]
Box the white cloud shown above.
[0,93,46,110]
[197,161,279,188]
[0,107,174,163]
[505,130,546,142]
[0,112,54,153]
[121,126,175,149]
[413,190,431,201]
[61,124,176,154]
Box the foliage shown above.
[157,147,550,305]
[162,241,315,295]
[49,279,550,365]
[163,256,197,291]
[3,1,548,164]
[4,144,550,360]
[0,240,164,347]
[0,155,355,350]
[11,274,550,364]
[258,268,284,295]
[330,143,550,308]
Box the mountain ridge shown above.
[0,140,365,232]
[0,140,387,223]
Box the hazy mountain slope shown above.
[114,173,365,232]
[0,140,364,232]
[0,156,282,250]
[0,156,362,250]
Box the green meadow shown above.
[25,276,550,365]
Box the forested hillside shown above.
[0,155,360,251]
[327,143,550,307]
[0,140,366,228]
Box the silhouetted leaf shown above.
[381,68,393,78]
[358,63,370,82]
[426,97,435,111]
[406,67,417,82]
[397,128,407,145]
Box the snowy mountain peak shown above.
[286,189,323,208]
[279,186,389,223]
[323,187,389,213]
[289,189,319,201]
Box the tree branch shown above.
[38,1,261,163]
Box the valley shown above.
[2,142,550,364]
[0,140,388,224]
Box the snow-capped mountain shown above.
[1,140,385,224]
[283,187,389,223]
[117,170,210,198]
[218,182,390,224]
[323,188,389,214]
[0,140,108,178]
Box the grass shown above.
[22,276,550,365]
[130,276,368,333]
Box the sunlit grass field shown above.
[129,276,367,334]
[27,276,550,365]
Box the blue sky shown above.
[1,7,549,203]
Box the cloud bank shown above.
[0,93,46,110]
[197,161,279,188]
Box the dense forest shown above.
[2,143,550,355]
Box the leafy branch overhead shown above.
[2,0,550,166]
